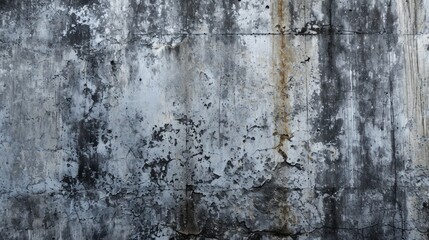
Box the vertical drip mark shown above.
[413,0,418,34]
[304,1,309,130]
[270,0,294,234]
[179,44,199,236]
[272,0,293,159]
[388,43,406,239]
[348,34,355,188]
[218,76,222,148]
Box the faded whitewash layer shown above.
[0,0,428,239]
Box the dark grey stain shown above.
[221,0,239,33]
[65,13,91,58]
[57,53,113,193]
[315,0,344,238]
[76,118,104,188]
[314,1,407,239]
[0,0,17,11]
[64,0,99,7]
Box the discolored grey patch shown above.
[64,13,91,58]
[63,0,99,7]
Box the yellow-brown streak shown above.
[272,0,293,155]
[270,0,296,233]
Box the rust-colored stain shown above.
[272,0,293,158]
[270,0,295,232]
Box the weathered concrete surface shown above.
[0,0,428,239]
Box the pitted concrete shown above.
[0,0,428,239]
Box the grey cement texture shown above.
[0,0,429,239]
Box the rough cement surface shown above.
[0,0,428,239]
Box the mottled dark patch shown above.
[61,175,78,193]
[64,0,99,7]
[287,0,297,31]
[10,196,38,231]
[357,122,381,189]
[0,0,17,11]
[186,1,239,35]
[92,227,108,240]
[221,0,239,33]
[145,155,173,182]
[320,187,340,232]
[204,3,216,33]
[313,0,405,238]
[110,60,117,72]
[65,13,91,57]
[76,118,105,188]
[185,1,200,32]
[152,123,174,142]
[355,35,377,123]
[177,187,200,236]
[130,0,188,35]
[315,1,343,238]
[248,232,263,240]
[332,2,393,33]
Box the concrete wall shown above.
[0,0,428,239]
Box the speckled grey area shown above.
[0,0,429,239]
